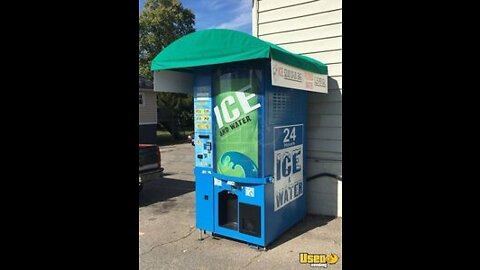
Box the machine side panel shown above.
[263,63,308,246]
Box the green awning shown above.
[150,29,328,75]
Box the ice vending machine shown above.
[194,60,310,248]
[151,29,328,248]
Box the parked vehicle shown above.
[139,144,164,192]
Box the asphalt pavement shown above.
[139,143,342,270]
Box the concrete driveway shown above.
[139,143,342,269]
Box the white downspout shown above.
[252,0,259,37]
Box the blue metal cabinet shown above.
[194,60,307,248]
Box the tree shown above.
[139,0,195,139]
[157,92,193,139]
[139,0,195,80]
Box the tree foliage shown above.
[139,0,195,140]
[157,92,193,139]
[139,0,195,80]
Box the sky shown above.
[139,0,252,34]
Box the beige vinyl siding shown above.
[265,33,342,51]
[254,0,342,217]
[139,91,158,124]
[302,50,342,65]
[308,127,342,140]
[307,151,341,162]
[258,0,342,23]
[307,115,342,128]
[258,10,342,36]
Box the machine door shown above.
[213,178,264,242]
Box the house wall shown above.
[139,90,158,144]
[253,0,342,216]
[139,90,158,125]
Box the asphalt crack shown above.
[140,227,196,256]
[241,251,264,269]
